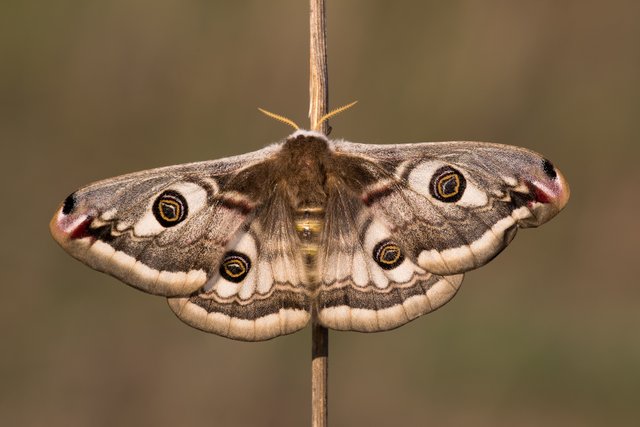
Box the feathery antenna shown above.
[258,108,301,130]
[314,100,358,131]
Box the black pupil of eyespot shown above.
[62,193,76,214]
[542,159,557,179]
[226,261,244,275]
[382,248,398,262]
[161,202,178,219]
[440,175,458,196]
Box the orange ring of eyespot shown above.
[223,259,246,278]
[437,173,461,199]
[158,198,182,222]
[379,244,401,265]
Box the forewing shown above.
[330,139,569,276]
[50,145,281,297]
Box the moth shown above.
[50,127,569,341]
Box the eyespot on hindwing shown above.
[220,251,251,283]
[373,240,405,270]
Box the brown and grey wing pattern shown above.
[168,185,311,341]
[51,143,311,340]
[331,140,570,275]
[51,132,569,340]
[315,139,569,331]
[315,173,463,332]
[50,145,281,296]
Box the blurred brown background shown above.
[2,1,639,426]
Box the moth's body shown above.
[266,134,329,287]
[51,130,569,341]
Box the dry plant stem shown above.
[309,0,329,134]
[309,0,329,426]
[311,321,328,427]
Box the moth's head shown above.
[512,157,570,227]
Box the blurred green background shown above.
[2,1,639,426]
